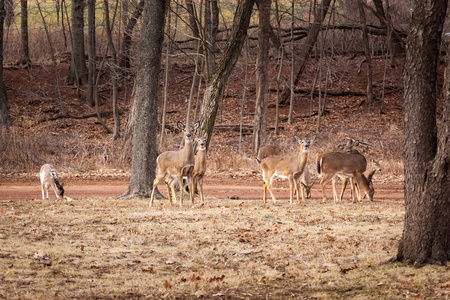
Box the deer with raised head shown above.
[193,133,208,203]
[257,135,316,204]
[150,121,199,207]
[317,151,373,203]
[257,144,282,161]
[298,166,314,201]
[40,164,65,200]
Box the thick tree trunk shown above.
[395,0,450,266]
[119,0,144,69]
[0,0,10,129]
[280,0,331,104]
[66,0,88,86]
[197,0,256,149]
[252,0,270,155]
[120,0,167,199]
[18,0,31,66]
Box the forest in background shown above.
[0,0,415,175]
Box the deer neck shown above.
[182,138,195,164]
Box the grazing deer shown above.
[40,164,64,200]
[193,133,208,203]
[298,166,314,201]
[257,135,316,204]
[257,144,283,161]
[150,121,199,207]
[336,138,367,201]
[317,151,373,203]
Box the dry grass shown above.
[1,197,448,299]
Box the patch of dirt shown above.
[0,175,403,202]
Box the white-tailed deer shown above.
[317,151,373,203]
[298,166,314,201]
[257,145,282,161]
[150,121,199,207]
[40,164,64,200]
[258,135,316,204]
[193,133,208,203]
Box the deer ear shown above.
[294,135,301,143]
[204,132,208,139]
[300,182,306,188]
[177,122,185,130]
[193,122,200,130]
[370,158,374,163]
[310,134,317,141]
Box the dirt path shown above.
[0,176,404,202]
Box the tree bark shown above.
[252,0,271,155]
[395,0,450,266]
[66,0,88,86]
[86,0,96,107]
[119,0,144,69]
[197,0,256,149]
[0,0,10,129]
[104,0,120,140]
[120,0,167,199]
[280,0,332,104]
[18,0,31,66]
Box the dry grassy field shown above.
[1,180,449,299]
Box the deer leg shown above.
[198,177,204,203]
[354,173,363,202]
[150,174,165,207]
[263,181,268,204]
[177,175,183,207]
[332,176,339,203]
[320,174,331,203]
[288,176,295,204]
[166,178,175,206]
[188,175,195,206]
[267,177,277,204]
[339,177,348,202]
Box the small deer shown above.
[193,133,208,203]
[150,121,199,207]
[257,135,316,204]
[298,166,314,201]
[257,144,283,161]
[336,138,368,201]
[317,151,373,203]
[40,164,64,200]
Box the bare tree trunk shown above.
[120,0,167,199]
[66,0,88,86]
[185,0,200,39]
[0,0,10,129]
[394,0,450,266]
[204,0,215,80]
[86,0,96,107]
[104,0,120,140]
[288,0,294,124]
[160,9,171,147]
[281,0,332,104]
[119,0,144,69]
[197,0,256,149]
[239,41,249,154]
[358,0,373,105]
[18,0,31,66]
[252,0,271,155]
